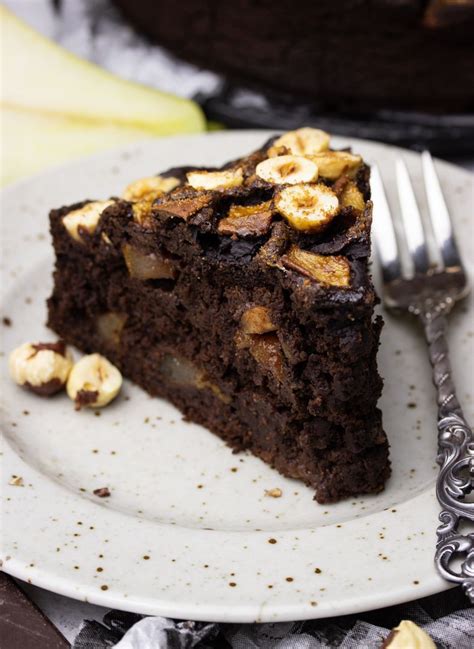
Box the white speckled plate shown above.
[1,132,473,622]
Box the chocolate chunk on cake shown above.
[47,128,390,503]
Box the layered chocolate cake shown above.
[47,129,390,503]
[113,0,474,113]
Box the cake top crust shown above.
[54,128,375,305]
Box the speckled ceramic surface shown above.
[1,132,473,622]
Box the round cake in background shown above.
[113,0,474,114]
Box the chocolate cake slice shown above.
[47,128,390,503]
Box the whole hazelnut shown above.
[66,353,122,409]
[9,341,73,396]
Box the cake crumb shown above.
[265,488,283,498]
[93,487,110,498]
[9,475,24,487]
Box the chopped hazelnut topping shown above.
[123,175,180,202]
[340,181,365,211]
[265,488,283,498]
[256,155,318,185]
[63,200,114,242]
[275,184,339,233]
[187,168,243,191]
[308,151,362,180]
[268,128,330,157]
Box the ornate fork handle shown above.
[420,308,474,601]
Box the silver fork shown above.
[371,152,474,602]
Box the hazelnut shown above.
[122,175,180,201]
[281,246,351,288]
[275,183,339,233]
[256,155,318,185]
[63,200,115,242]
[308,151,362,180]
[268,128,330,157]
[131,199,155,227]
[241,306,277,334]
[265,488,283,498]
[9,341,73,396]
[383,621,435,648]
[340,181,365,211]
[187,168,243,191]
[66,353,122,409]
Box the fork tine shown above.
[422,151,463,270]
[395,158,431,275]
[371,164,402,282]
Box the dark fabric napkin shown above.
[71,589,473,648]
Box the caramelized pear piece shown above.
[218,201,273,237]
[156,194,213,221]
[97,312,127,347]
[281,246,351,287]
[123,243,177,280]
[241,306,277,334]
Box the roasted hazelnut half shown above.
[123,175,180,202]
[275,183,339,233]
[187,168,243,191]
[63,200,115,242]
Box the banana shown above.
[63,200,115,242]
[187,167,243,190]
[123,175,180,201]
[256,155,318,185]
[309,151,362,180]
[275,183,339,232]
[66,353,122,409]
[269,127,330,157]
